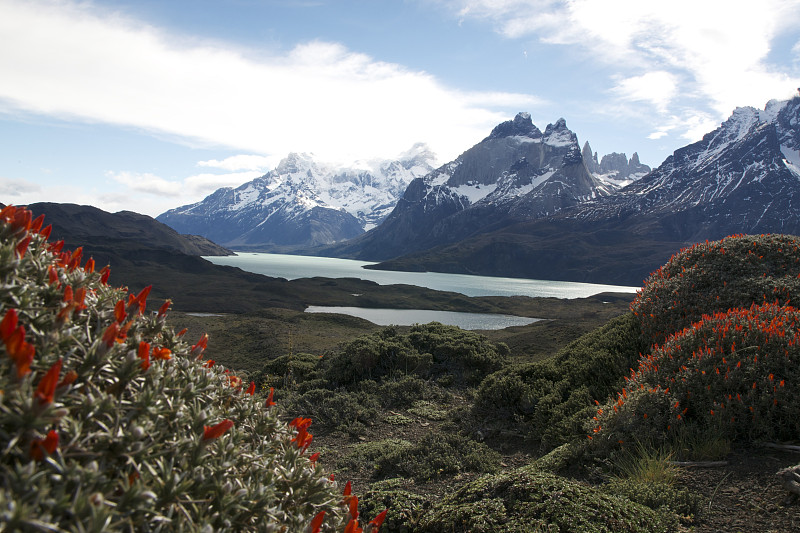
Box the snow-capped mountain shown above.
[157,145,436,248]
[572,95,800,241]
[324,113,627,260]
[351,94,800,285]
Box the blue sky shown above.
[2,0,800,217]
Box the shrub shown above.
[473,313,645,449]
[256,352,323,390]
[631,234,800,347]
[358,479,428,533]
[603,479,703,522]
[590,302,800,448]
[324,324,508,387]
[417,468,676,533]
[0,206,386,532]
[281,387,381,437]
[374,432,501,482]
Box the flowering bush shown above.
[590,302,800,448]
[0,206,385,532]
[631,234,800,347]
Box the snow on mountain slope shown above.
[157,145,435,247]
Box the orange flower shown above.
[35,359,62,405]
[84,257,95,273]
[290,417,313,451]
[152,347,171,361]
[309,452,320,464]
[246,381,256,395]
[203,419,234,441]
[30,430,59,461]
[58,370,78,388]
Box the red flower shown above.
[35,359,62,405]
[344,519,362,533]
[246,381,256,395]
[368,510,388,531]
[157,300,171,318]
[204,359,215,368]
[39,224,52,240]
[138,341,151,371]
[309,452,320,464]
[101,323,120,348]
[203,419,234,441]
[265,387,276,408]
[114,300,127,323]
[47,265,59,285]
[15,235,31,258]
[58,370,78,388]
[84,257,95,274]
[129,286,152,315]
[310,511,325,533]
[0,309,18,340]
[99,266,111,284]
[30,430,59,461]
[191,334,209,358]
[2,310,36,378]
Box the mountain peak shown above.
[488,112,542,140]
[276,152,317,174]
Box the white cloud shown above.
[197,155,276,172]
[437,0,800,135]
[0,0,540,166]
[0,176,42,197]
[108,169,264,199]
[611,71,678,113]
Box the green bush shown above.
[376,374,447,408]
[591,302,800,448]
[418,468,676,533]
[603,479,703,522]
[256,352,323,389]
[473,313,645,449]
[0,206,387,532]
[631,234,800,347]
[359,479,428,533]
[324,324,508,387]
[374,432,501,482]
[281,387,381,437]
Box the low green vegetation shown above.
[6,205,799,532]
[472,313,647,450]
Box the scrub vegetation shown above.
[2,206,799,531]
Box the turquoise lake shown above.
[204,253,638,329]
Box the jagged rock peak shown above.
[488,112,542,140]
[544,118,569,136]
[582,141,600,172]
